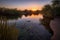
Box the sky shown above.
[0,0,52,10]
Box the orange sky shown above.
[17,4,43,10]
[0,0,51,11]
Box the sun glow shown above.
[31,8,38,11]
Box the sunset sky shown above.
[0,0,52,10]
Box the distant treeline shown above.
[0,7,41,17]
[0,8,20,16]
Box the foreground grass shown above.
[0,23,19,40]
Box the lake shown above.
[0,14,51,40]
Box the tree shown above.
[41,4,54,35]
[52,0,60,17]
[52,0,60,7]
[42,4,53,18]
[41,0,60,35]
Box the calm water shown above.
[0,14,51,40]
[7,14,43,25]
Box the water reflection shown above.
[18,14,43,23]
[22,14,43,19]
[0,14,51,40]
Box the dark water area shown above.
[0,14,52,40]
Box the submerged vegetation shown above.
[0,17,19,40]
[0,24,19,40]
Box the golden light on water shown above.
[22,14,43,19]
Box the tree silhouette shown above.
[40,0,60,35]
[52,0,60,7]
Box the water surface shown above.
[0,14,51,40]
